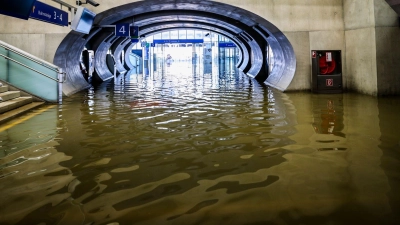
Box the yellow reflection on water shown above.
[0,105,55,133]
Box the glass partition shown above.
[0,41,60,103]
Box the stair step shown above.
[0,91,21,101]
[0,97,33,114]
[0,85,8,93]
[0,102,45,124]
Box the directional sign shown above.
[130,26,139,39]
[30,1,68,26]
[153,39,204,44]
[219,42,236,48]
[131,38,139,43]
[115,23,130,37]
[0,0,37,20]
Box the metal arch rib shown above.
[93,32,118,81]
[112,38,130,73]
[53,28,101,96]
[124,42,137,70]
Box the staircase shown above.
[0,83,45,123]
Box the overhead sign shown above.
[139,42,155,47]
[30,1,68,26]
[0,0,37,20]
[115,23,130,37]
[130,26,139,39]
[132,50,142,57]
[141,42,150,47]
[153,39,204,44]
[219,42,236,48]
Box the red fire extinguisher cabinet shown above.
[311,50,342,93]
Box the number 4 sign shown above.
[116,23,130,37]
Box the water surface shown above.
[1,64,399,225]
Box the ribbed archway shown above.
[54,0,296,96]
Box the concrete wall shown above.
[344,0,378,96]
[219,0,346,91]
[374,0,400,96]
[0,0,72,63]
[0,0,398,95]
[344,0,400,96]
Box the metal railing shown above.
[0,40,66,104]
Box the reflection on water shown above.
[312,95,345,138]
[0,63,400,224]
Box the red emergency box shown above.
[311,50,342,93]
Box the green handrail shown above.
[0,40,65,103]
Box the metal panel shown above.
[93,32,115,81]
[53,29,101,96]
[112,38,130,73]
[124,42,136,70]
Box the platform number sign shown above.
[326,79,334,87]
[116,23,130,37]
[130,26,139,39]
[30,1,68,26]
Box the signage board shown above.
[0,0,37,20]
[115,23,130,37]
[139,42,153,48]
[130,26,139,39]
[153,39,204,44]
[30,1,68,26]
[326,79,334,87]
[132,49,142,58]
[219,42,236,48]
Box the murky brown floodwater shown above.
[1,62,400,225]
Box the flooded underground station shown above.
[1,0,400,223]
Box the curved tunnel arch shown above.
[54,0,296,96]
[124,42,137,70]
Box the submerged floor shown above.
[0,62,400,225]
